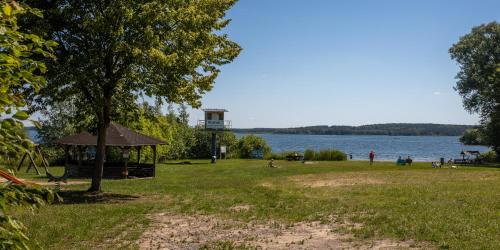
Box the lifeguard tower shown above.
[198,109,231,163]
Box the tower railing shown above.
[197,120,232,130]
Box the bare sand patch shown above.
[229,204,251,212]
[289,173,386,188]
[137,213,424,249]
[32,180,89,186]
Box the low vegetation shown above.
[304,148,347,161]
[460,128,488,146]
[13,160,500,249]
[0,178,57,249]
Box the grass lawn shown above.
[14,160,500,249]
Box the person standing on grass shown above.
[369,150,375,165]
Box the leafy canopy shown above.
[28,0,241,191]
[450,22,500,116]
[450,21,500,155]
[29,0,241,116]
[0,0,54,158]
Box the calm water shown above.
[236,133,489,161]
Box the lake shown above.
[235,133,490,161]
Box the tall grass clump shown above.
[266,151,307,160]
[304,149,316,160]
[303,148,347,161]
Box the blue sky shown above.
[179,0,500,128]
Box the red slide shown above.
[0,169,26,185]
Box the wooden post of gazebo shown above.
[77,146,83,167]
[152,145,157,177]
[136,146,141,164]
[64,145,70,166]
[122,147,130,178]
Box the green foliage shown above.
[188,127,238,159]
[125,103,239,161]
[303,149,315,161]
[27,0,241,191]
[0,180,57,250]
[450,21,500,156]
[236,135,271,159]
[266,151,300,160]
[459,128,487,145]
[303,148,347,161]
[35,101,240,162]
[0,3,56,246]
[38,145,64,166]
[479,150,497,163]
[0,0,54,161]
[36,99,87,146]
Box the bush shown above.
[303,149,316,161]
[303,148,347,161]
[479,150,497,163]
[460,129,487,145]
[236,135,271,159]
[40,146,65,166]
[188,128,238,159]
[266,151,299,160]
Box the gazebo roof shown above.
[56,122,166,146]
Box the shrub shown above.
[266,151,300,160]
[479,150,497,163]
[303,149,315,161]
[236,135,271,159]
[460,128,487,145]
[303,148,347,161]
[39,145,65,166]
[188,128,238,159]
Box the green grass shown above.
[13,160,500,249]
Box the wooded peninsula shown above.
[233,123,476,136]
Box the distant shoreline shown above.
[232,123,476,137]
[234,132,462,137]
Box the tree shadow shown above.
[163,161,210,165]
[55,190,141,205]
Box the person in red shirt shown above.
[369,150,375,165]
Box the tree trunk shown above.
[88,102,111,192]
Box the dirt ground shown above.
[31,180,89,186]
[287,173,386,188]
[137,213,425,249]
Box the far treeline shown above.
[233,124,476,136]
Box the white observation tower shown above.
[198,109,231,163]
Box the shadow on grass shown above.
[56,190,141,205]
[163,161,210,165]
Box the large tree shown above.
[450,21,500,157]
[28,0,241,191]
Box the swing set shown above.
[16,145,69,183]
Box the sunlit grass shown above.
[15,160,500,249]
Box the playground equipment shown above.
[17,145,49,175]
[16,145,69,183]
[0,168,26,185]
